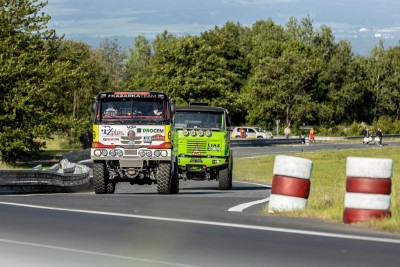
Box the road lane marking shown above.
[0,238,198,267]
[228,198,270,212]
[228,181,270,212]
[228,182,271,212]
[0,201,399,245]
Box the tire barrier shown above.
[268,155,313,213]
[343,156,393,224]
[0,159,92,194]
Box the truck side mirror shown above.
[171,102,176,114]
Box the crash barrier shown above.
[343,157,393,224]
[268,155,313,213]
[230,137,305,147]
[230,133,400,147]
[0,158,92,194]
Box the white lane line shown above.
[228,198,270,212]
[228,181,270,212]
[0,201,399,245]
[0,238,198,267]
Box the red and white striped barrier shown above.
[343,157,393,224]
[268,155,313,213]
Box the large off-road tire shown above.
[170,174,179,194]
[93,161,107,194]
[169,162,179,194]
[107,183,115,194]
[228,153,233,189]
[156,162,172,194]
[219,166,230,190]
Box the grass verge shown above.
[233,146,400,232]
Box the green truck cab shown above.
[171,103,233,191]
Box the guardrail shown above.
[230,137,305,147]
[230,134,400,147]
[0,158,92,194]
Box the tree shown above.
[123,34,153,89]
[93,38,126,91]
[0,0,62,163]
[52,40,108,144]
[244,50,319,129]
[365,41,400,120]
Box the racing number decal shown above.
[92,125,99,142]
[165,125,171,142]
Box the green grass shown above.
[233,146,400,232]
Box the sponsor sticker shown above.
[143,136,152,143]
[152,134,164,141]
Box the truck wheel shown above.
[170,162,179,194]
[93,162,107,194]
[156,162,172,194]
[229,154,233,189]
[107,183,115,194]
[170,174,179,194]
[219,166,230,190]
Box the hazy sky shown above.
[43,0,400,53]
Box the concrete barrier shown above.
[268,155,313,213]
[343,157,393,223]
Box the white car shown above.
[230,127,273,139]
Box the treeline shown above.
[1,0,400,163]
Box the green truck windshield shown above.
[174,111,224,129]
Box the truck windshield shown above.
[174,111,224,130]
[99,98,166,122]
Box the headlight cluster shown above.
[93,149,123,157]
[183,129,212,137]
[139,150,168,157]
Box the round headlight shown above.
[109,150,117,157]
[190,129,196,136]
[94,149,102,157]
[146,150,152,157]
[116,150,123,157]
[161,150,168,157]
[183,129,189,136]
[101,150,108,156]
[139,150,145,157]
[206,130,212,137]
[198,130,204,136]
[154,150,161,157]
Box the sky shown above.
[43,0,400,55]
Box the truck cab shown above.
[171,103,233,190]
[91,91,175,194]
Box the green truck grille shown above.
[184,140,208,155]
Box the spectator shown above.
[364,128,370,138]
[239,127,245,138]
[376,128,383,146]
[284,124,291,139]
[309,127,315,143]
[80,131,92,149]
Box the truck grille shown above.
[185,140,208,155]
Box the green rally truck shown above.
[171,103,233,191]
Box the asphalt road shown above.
[1,141,400,266]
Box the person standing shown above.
[80,130,92,149]
[284,125,291,139]
[376,128,383,146]
[309,127,315,143]
[239,127,245,138]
